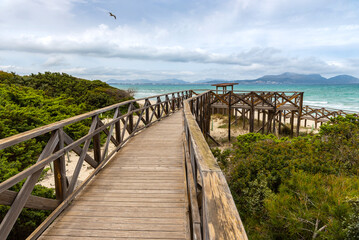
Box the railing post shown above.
[115,110,122,143]
[54,128,67,201]
[129,103,134,133]
[165,95,169,115]
[156,97,161,119]
[228,91,231,141]
[93,115,101,163]
[145,99,150,124]
[296,92,304,136]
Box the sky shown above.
[1,0,359,82]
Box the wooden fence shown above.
[183,91,248,239]
[298,105,358,128]
[0,90,191,240]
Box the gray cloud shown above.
[0,35,286,67]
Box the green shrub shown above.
[214,115,359,239]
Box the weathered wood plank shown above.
[57,216,185,225]
[203,171,248,240]
[50,222,185,232]
[39,236,186,240]
[42,229,186,238]
[0,190,59,210]
[72,200,185,208]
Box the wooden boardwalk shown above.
[39,111,190,239]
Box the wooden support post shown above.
[272,111,276,133]
[129,104,134,133]
[257,110,260,127]
[208,95,212,133]
[242,108,246,129]
[267,111,273,134]
[93,116,101,163]
[54,128,67,201]
[165,95,169,114]
[296,92,304,136]
[278,110,282,135]
[228,91,231,141]
[290,111,294,137]
[304,119,307,127]
[172,94,175,111]
[249,96,255,132]
[262,110,266,134]
[196,98,199,121]
[145,100,150,124]
[235,107,238,124]
[156,97,161,119]
[115,109,121,143]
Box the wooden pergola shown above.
[211,83,238,94]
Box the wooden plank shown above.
[63,210,185,219]
[77,192,185,199]
[78,188,185,194]
[72,200,184,208]
[39,236,186,240]
[92,178,183,183]
[86,184,184,190]
[42,229,186,239]
[72,197,185,203]
[50,222,185,232]
[58,216,185,225]
[202,171,248,240]
[0,190,59,210]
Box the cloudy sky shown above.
[1,0,359,81]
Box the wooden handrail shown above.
[183,91,248,240]
[0,90,192,240]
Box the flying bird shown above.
[109,12,116,19]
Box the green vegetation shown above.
[0,71,132,239]
[213,114,359,239]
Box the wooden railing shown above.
[183,91,248,240]
[0,90,191,240]
[298,105,358,128]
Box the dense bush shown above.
[213,114,359,239]
[0,71,132,239]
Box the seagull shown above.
[109,12,116,19]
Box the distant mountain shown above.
[235,72,359,85]
[193,79,231,84]
[156,79,188,84]
[327,75,359,84]
[106,73,359,85]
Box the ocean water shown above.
[110,84,359,112]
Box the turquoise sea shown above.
[110,84,359,112]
